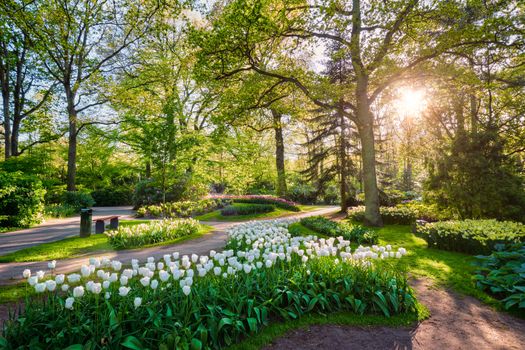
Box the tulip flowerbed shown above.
[106,218,200,249]
[2,220,414,349]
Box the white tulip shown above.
[55,274,65,285]
[120,276,128,286]
[45,280,57,292]
[28,276,38,286]
[119,286,130,297]
[159,270,169,282]
[48,260,56,269]
[73,286,85,298]
[65,297,75,310]
[35,283,46,293]
[151,279,159,290]
[134,297,142,308]
[22,269,31,278]
[140,276,150,287]
[182,285,191,296]
[61,284,70,292]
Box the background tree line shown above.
[0,0,524,227]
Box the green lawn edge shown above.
[228,301,428,350]
[0,223,214,263]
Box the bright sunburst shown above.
[395,88,427,116]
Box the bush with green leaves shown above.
[473,244,525,310]
[136,198,229,218]
[43,204,78,218]
[91,188,133,206]
[0,171,46,227]
[416,219,525,255]
[300,216,378,244]
[212,195,300,211]
[348,206,417,225]
[106,218,200,249]
[61,191,95,210]
[221,203,275,216]
[3,220,414,349]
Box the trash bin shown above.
[80,208,92,237]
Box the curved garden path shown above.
[264,278,525,350]
[0,206,135,256]
[0,206,339,283]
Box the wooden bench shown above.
[93,216,120,234]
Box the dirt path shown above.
[264,279,525,350]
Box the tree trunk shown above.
[1,87,10,159]
[66,97,77,191]
[11,116,20,156]
[356,88,382,226]
[338,108,348,213]
[271,109,287,197]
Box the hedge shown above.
[221,203,275,216]
[416,219,525,255]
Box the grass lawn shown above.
[288,222,328,238]
[195,203,300,222]
[0,221,213,263]
[355,222,500,308]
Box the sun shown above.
[395,88,427,116]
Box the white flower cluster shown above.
[22,219,407,311]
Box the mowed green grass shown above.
[362,223,499,307]
[0,220,213,263]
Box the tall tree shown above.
[194,0,480,225]
[2,0,159,189]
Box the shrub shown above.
[91,188,133,206]
[61,191,95,210]
[137,199,229,218]
[348,206,417,225]
[287,182,317,204]
[0,172,46,227]
[132,179,163,208]
[416,219,525,255]
[106,218,200,249]
[6,220,414,349]
[221,203,275,216]
[300,216,378,244]
[473,243,525,310]
[211,195,300,211]
[44,204,77,218]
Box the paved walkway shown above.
[0,206,338,283]
[0,207,135,256]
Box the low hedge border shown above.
[415,219,525,255]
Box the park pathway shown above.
[0,207,135,256]
[0,206,338,283]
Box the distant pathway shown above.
[0,207,135,256]
[0,206,338,283]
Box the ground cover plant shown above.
[106,218,201,249]
[221,203,275,216]
[301,216,378,244]
[415,219,525,255]
[2,219,413,349]
[474,243,525,311]
[136,198,229,218]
